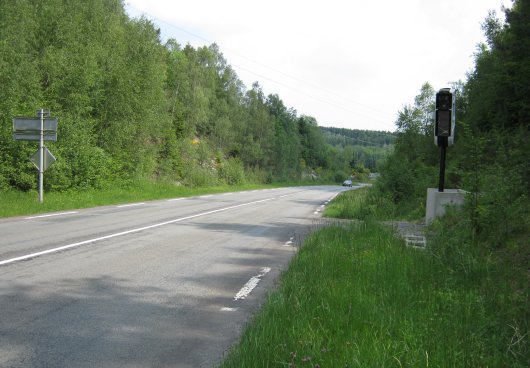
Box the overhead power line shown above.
[126,4,396,130]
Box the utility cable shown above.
[127,4,396,130]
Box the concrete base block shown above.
[425,188,466,224]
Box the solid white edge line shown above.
[25,211,79,220]
[233,267,271,301]
[1,197,276,267]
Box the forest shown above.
[0,0,391,193]
[369,0,529,346]
[320,127,394,172]
[376,0,529,236]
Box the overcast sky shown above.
[125,0,508,132]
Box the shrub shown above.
[182,165,218,188]
[219,157,245,185]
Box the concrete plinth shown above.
[425,188,466,224]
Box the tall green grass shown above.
[324,186,397,220]
[325,186,428,221]
[219,221,528,367]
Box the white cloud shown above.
[125,0,507,131]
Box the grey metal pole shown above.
[438,145,446,192]
[39,108,44,203]
[438,136,448,192]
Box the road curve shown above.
[0,185,353,367]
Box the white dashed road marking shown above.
[233,267,271,301]
[221,307,239,312]
[25,212,79,220]
[284,237,294,247]
[117,203,145,208]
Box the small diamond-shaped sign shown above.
[30,147,56,172]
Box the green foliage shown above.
[324,187,396,220]
[321,126,395,147]
[220,222,528,367]
[1,0,378,192]
[349,4,530,365]
[466,3,530,132]
[321,126,395,172]
[336,7,530,360]
[218,157,245,185]
[428,208,529,366]
[298,115,330,170]
[374,83,441,217]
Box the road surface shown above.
[0,185,352,367]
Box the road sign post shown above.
[12,109,57,203]
[39,109,44,203]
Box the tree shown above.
[267,94,302,180]
[0,0,372,190]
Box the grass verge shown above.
[0,181,281,218]
[325,185,430,221]
[324,186,396,220]
[219,221,528,367]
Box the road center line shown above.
[25,211,79,220]
[1,197,276,267]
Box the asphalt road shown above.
[0,185,351,367]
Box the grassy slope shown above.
[219,189,528,367]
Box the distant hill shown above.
[320,127,395,148]
[320,127,395,172]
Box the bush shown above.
[182,165,218,188]
[218,157,245,185]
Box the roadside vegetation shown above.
[0,178,345,218]
[0,0,392,203]
[0,180,288,218]
[221,2,528,366]
[220,219,527,367]
[0,0,527,366]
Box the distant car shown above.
[342,180,353,187]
